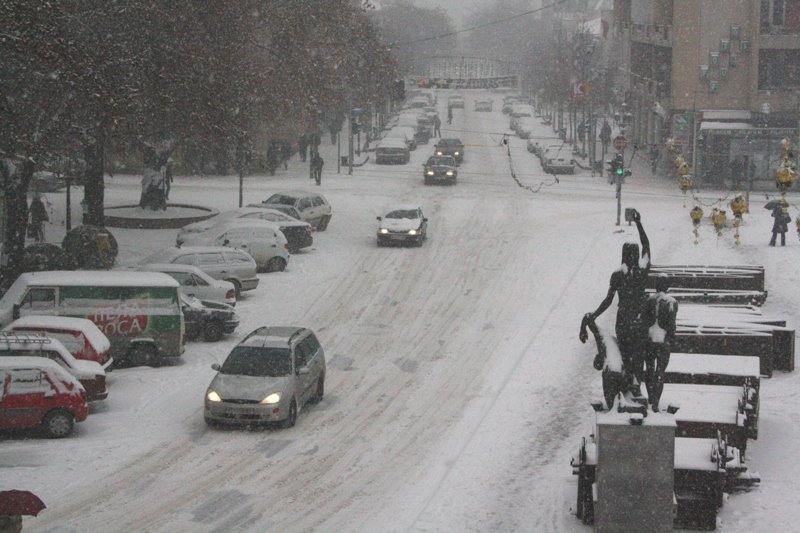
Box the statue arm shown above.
[590,278,617,320]
[635,214,650,265]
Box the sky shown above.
[409,0,486,25]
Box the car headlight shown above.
[408,229,417,235]
[446,171,454,176]
[436,151,443,155]
[454,151,460,156]
[206,390,222,403]
[426,171,434,176]
[261,393,281,404]
[379,228,389,234]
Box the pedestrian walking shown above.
[311,152,324,185]
[280,139,292,170]
[433,115,441,138]
[28,193,49,242]
[298,134,308,162]
[447,105,453,125]
[599,120,612,156]
[266,140,279,176]
[766,199,791,246]
[648,144,659,174]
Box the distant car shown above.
[178,207,313,254]
[375,138,411,165]
[510,104,534,131]
[423,155,457,185]
[387,126,418,151]
[527,139,543,156]
[180,295,239,342]
[502,98,519,114]
[138,263,237,306]
[408,96,429,109]
[377,205,428,247]
[204,326,326,428]
[179,221,289,273]
[434,138,464,164]
[142,246,259,297]
[541,144,575,174]
[0,332,107,401]
[5,316,112,369]
[448,95,465,109]
[261,192,332,231]
[0,356,89,438]
[474,100,493,112]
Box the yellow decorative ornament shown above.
[729,195,747,218]
[677,161,691,176]
[674,155,686,169]
[776,163,797,193]
[711,209,727,237]
[665,138,676,153]
[690,206,703,244]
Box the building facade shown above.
[611,0,799,189]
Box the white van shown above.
[0,271,184,367]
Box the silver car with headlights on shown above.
[204,327,325,428]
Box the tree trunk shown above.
[83,131,106,226]
[1,159,34,289]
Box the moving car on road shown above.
[434,138,464,164]
[377,205,428,247]
[423,155,458,185]
[204,326,326,428]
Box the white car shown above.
[375,138,411,164]
[516,117,537,139]
[138,263,237,306]
[376,205,428,247]
[541,144,575,174]
[0,332,107,401]
[177,207,313,253]
[387,125,418,151]
[179,221,290,273]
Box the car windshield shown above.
[427,157,454,166]
[264,194,297,206]
[385,210,418,219]
[220,346,292,377]
[438,139,462,147]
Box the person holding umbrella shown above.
[0,490,46,532]
[765,198,791,246]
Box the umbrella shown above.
[764,199,784,210]
[0,490,46,516]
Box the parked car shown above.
[138,263,236,306]
[502,98,519,114]
[204,326,326,428]
[5,316,112,369]
[510,104,534,131]
[0,332,107,401]
[448,95,465,109]
[0,356,88,437]
[387,125,418,151]
[423,155,458,185]
[527,139,543,156]
[434,138,464,164]
[179,221,289,273]
[377,205,428,247]
[541,144,575,174]
[0,271,184,368]
[516,117,537,139]
[142,246,259,298]
[180,295,239,342]
[178,207,313,254]
[376,138,411,165]
[28,171,68,193]
[261,192,332,231]
[474,100,493,112]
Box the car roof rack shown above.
[0,331,53,345]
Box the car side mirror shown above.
[12,304,20,320]
[376,216,382,221]
[211,363,221,371]
[423,218,428,222]
[297,366,310,375]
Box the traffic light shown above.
[393,79,405,101]
[352,121,360,135]
[607,153,626,181]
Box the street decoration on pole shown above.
[729,194,748,246]
[711,208,728,238]
[690,206,704,245]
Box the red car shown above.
[0,357,88,438]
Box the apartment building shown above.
[611,0,799,188]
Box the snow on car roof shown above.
[13,271,179,288]
[378,138,408,147]
[384,204,422,213]
[6,316,111,353]
[0,356,85,390]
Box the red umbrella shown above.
[0,490,46,516]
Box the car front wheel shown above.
[266,257,287,273]
[317,215,331,231]
[203,321,224,342]
[281,399,298,428]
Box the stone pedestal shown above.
[594,410,676,533]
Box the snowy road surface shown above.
[8,91,800,532]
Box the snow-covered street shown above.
[6,90,800,532]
